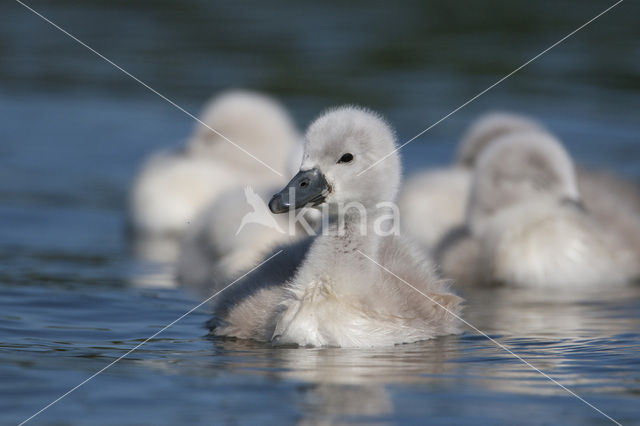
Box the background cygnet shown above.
[443,131,640,288]
[176,144,321,294]
[400,111,640,256]
[398,112,543,251]
[127,90,300,262]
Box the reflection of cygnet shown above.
[399,112,543,250]
[211,106,463,347]
[443,131,639,288]
[127,90,299,261]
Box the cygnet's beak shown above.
[269,168,330,213]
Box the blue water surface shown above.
[1,0,639,424]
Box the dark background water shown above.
[1,0,639,424]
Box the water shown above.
[1,0,640,424]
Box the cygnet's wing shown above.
[374,235,464,335]
[210,236,315,327]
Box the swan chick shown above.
[212,107,463,347]
[176,126,314,292]
[128,90,299,261]
[458,131,639,287]
[399,112,544,250]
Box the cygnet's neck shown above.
[310,206,385,276]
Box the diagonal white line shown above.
[358,0,624,176]
[13,0,282,177]
[13,0,625,423]
[356,249,621,426]
[19,250,283,426]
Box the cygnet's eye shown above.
[337,153,354,164]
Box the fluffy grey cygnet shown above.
[398,112,543,250]
[211,106,463,347]
[438,131,640,288]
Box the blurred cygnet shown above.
[439,131,640,288]
[398,112,543,250]
[127,90,300,262]
[176,156,321,294]
[400,112,640,255]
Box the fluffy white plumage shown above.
[128,90,300,261]
[399,112,543,250]
[400,112,640,258]
[175,134,320,292]
[211,106,463,347]
[398,167,471,251]
[439,131,640,287]
[176,185,317,293]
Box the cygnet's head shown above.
[456,112,544,168]
[467,130,581,232]
[269,106,401,213]
[187,90,300,174]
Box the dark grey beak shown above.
[269,168,330,214]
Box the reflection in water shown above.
[186,285,640,423]
[128,259,176,289]
[463,285,640,337]
[298,385,393,425]
[130,233,183,264]
[3,249,640,423]
[206,338,458,424]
